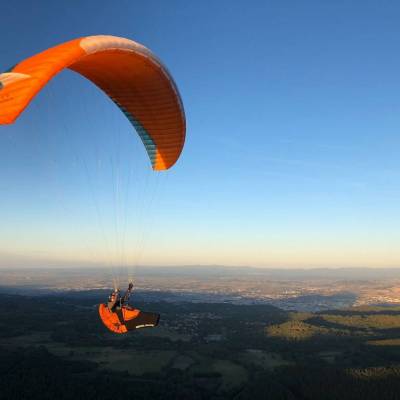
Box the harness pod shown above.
[98,304,160,334]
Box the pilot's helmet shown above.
[108,291,118,302]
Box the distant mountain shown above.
[2,265,400,281]
[136,265,400,280]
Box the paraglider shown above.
[99,282,160,333]
[0,35,186,333]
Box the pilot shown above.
[107,282,134,311]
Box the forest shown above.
[1,291,400,399]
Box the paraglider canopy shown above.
[0,35,186,170]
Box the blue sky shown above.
[1,1,400,268]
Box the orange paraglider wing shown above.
[98,304,160,334]
[0,35,185,170]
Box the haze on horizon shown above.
[1,1,400,269]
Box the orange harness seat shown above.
[98,304,160,334]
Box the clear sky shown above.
[1,1,400,269]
